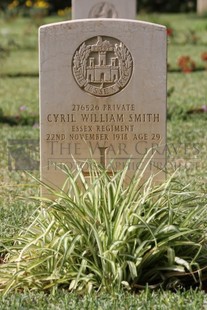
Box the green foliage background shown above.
[0,0,197,13]
[138,0,196,12]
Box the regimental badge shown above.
[72,36,133,97]
[89,2,118,18]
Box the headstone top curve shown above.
[39,19,166,32]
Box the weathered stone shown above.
[39,19,167,196]
[197,0,207,15]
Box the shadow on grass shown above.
[0,114,39,126]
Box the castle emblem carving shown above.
[89,2,118,18]
[72,36,133,97]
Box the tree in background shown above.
[48,0,71,12]
[0,0,68,12]
[47,0,197,13]
[137,0,196,12]
[0,0,51,11]
[0,0,197,14]
[0,0,11,11]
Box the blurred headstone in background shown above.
[72,0,137,20]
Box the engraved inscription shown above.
[46,112,160,123]
[45,107,162,143]
[72,36,133,97]
[89,2,118,18]
[83,146,111,176]
[98,146,108,168]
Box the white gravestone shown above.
[39,19,167,196]
[72,0,137,20]
[197,0,207,14]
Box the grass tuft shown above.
[0,161,207,295]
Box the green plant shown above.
[0,160,207,295]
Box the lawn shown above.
[0,12,207,308]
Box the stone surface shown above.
[39,19,167,196]
[197,0,207,14]
[72,0,137,20]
